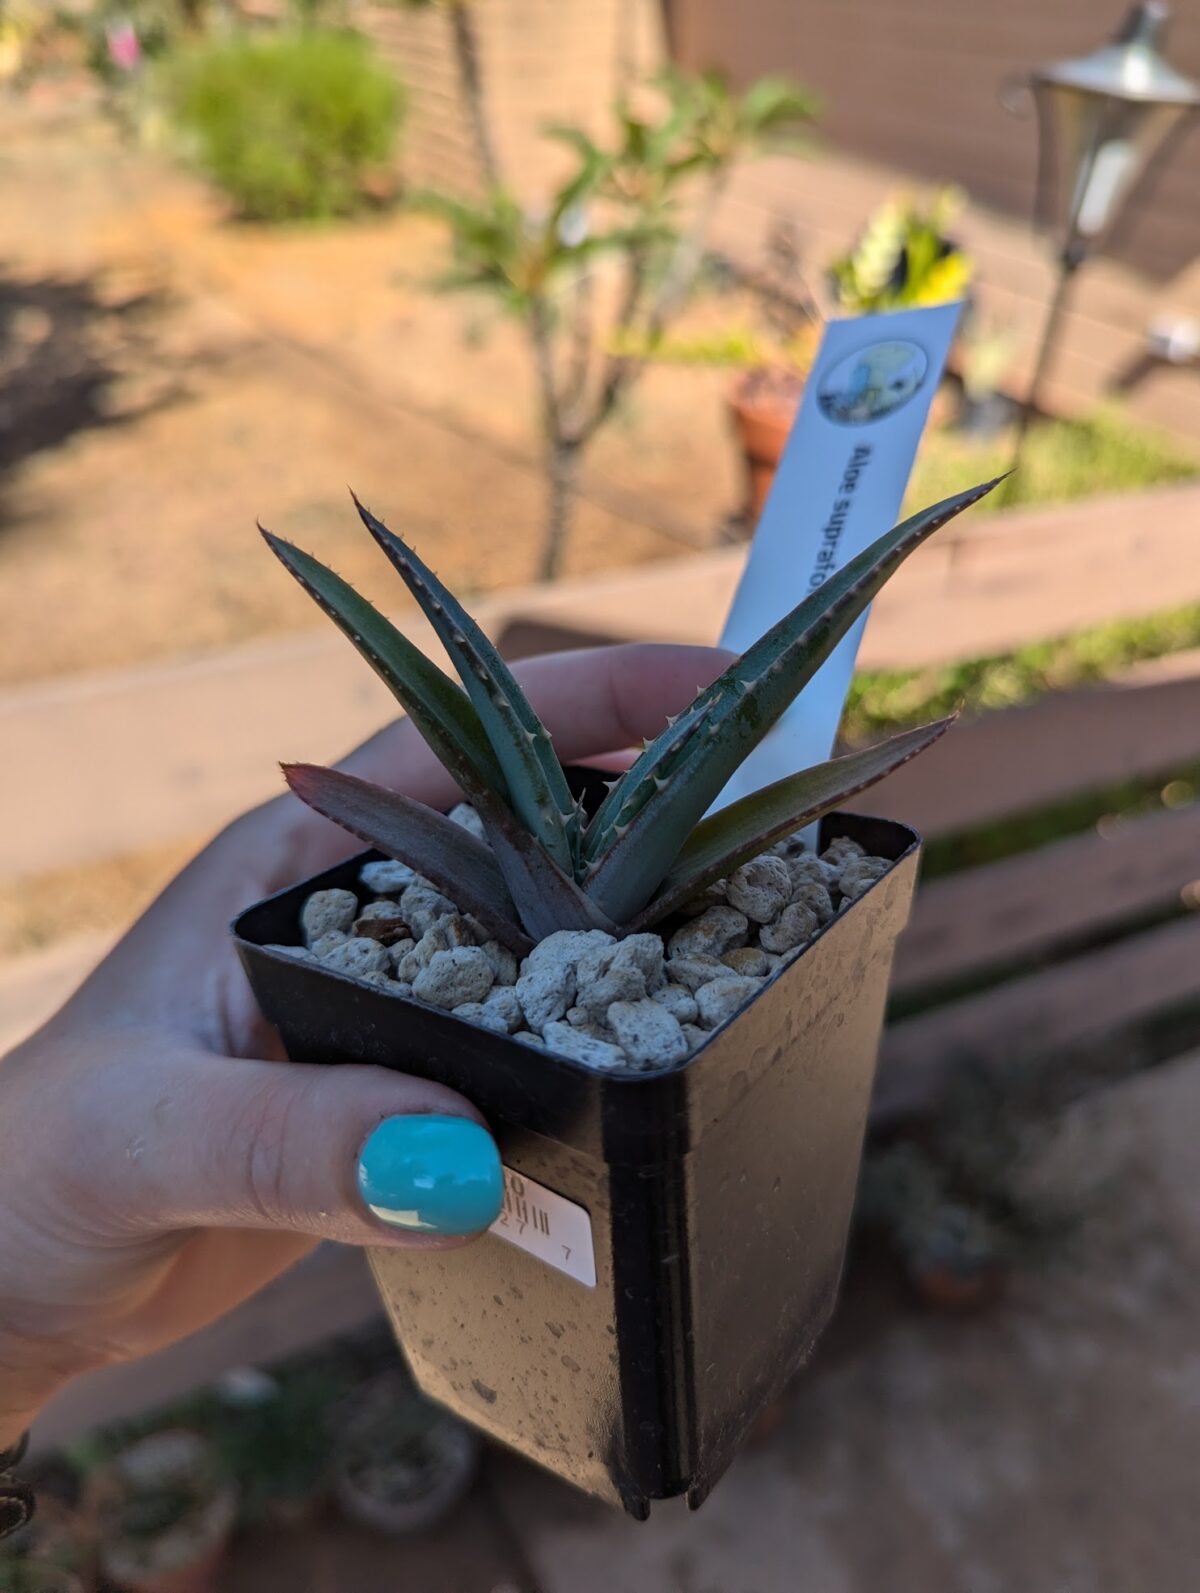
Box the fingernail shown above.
[357,1114,503,1236]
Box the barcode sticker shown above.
[489,1167,596,1287]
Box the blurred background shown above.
[2,0,1199,1588]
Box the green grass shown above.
[843,601,1200,745]
[907,407,1198,518]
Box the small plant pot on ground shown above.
[332,1371,481,1535]
[87,1432,237,1593]
[234,787,920,1519]
[726,368,804,528]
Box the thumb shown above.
[113,1051,505,1249]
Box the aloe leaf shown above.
[262,530,507,807]
[481,817,619,941]
[627,718,952,931]
[586,477,998,866]
[585,477,1001,922]
[352,495,579,873]
[282,763,532,954]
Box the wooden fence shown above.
[18,478,1200,1444]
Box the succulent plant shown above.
[264,477,1000,955]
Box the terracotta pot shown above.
[726,368,805,528]
[908,1258,1007,1313]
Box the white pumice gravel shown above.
[573,945,648,1022]
[822,835,865,868]
[400,882,458,938]
[607,998,689,1069]
[725,855,792,924]
[295,825,896,1072]
[784,852,839,892]
[359,859,419,895]
[541,1022,627,1069]
[759,900,821,955]
[695,975,764,1029]
[454,984,522,1035]
[413,947,495,1010]
[838,854,891,901]
[515,959,577,1032]
[320,937,391,980]
[721,946,771,978]
[667,906,749,961]
[448,802,489,841]
[525,929,616,973]
[788,878,835,926]
[664,954,728,992]
[480,985,523,1032]
[479,940,519,986]
[385,937,417,971]
[301,888,359,946]
[650,983,699,1024]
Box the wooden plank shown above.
[5,479,1200,885]
[851,651,1200,838]
[876,913,1200,1121]
[32,1246,381,1452]
[895,803,1200,994]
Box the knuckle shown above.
[230,1080,309,1228]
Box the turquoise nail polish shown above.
[358,1114,503,1236]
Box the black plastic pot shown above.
[233,770,920,1518]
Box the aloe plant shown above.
[266,476,999,953]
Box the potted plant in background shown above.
[332,1370,481,1535]
[204,1366,337,1529]
[234,472,998,1516]
[85,1431,236,1593]
[720,188,976,524]
[0,1494,92,1593]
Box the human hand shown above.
[0,643,730,1443]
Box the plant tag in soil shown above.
[714,300,962,818]
[489,1168,597,1287]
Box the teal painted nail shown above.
[358,1114,503,1236]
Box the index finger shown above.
[338,641,735,807]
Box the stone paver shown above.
[490,1052,1200,1593]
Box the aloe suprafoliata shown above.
[265,476,1000,954]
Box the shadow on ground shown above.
[0,270,181,479]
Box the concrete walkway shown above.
[489,1050,1200,1593]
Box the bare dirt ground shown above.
[0,84,738,691]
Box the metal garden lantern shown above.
[1012,3,1199,453]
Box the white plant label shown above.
[490,1167,597,1287]
[714,301,963,813]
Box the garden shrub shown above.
[169,31,404,221]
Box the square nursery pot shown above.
[233,768,921,1519]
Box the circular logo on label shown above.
[817,340,929,426]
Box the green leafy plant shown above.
[265,476,998,951]
[421,63,817,580]
[829,185,973,315]
[168,30,403,221]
